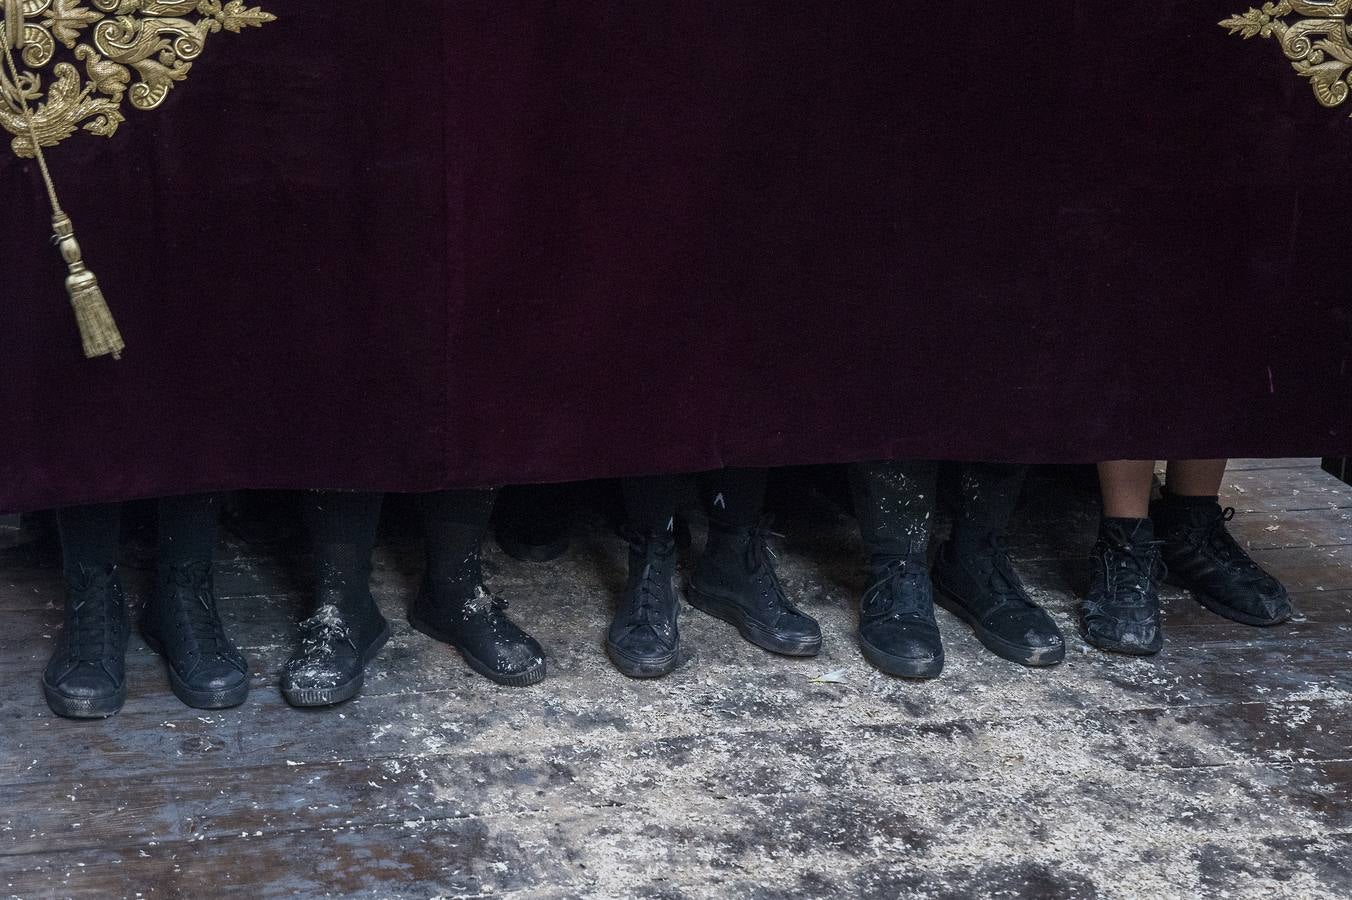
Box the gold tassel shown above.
[3,17,125,360]
[53,212,124,360]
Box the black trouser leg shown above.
[699,467,768,528]
[418,488,496,594]
[157,493,220,573]
[57,503,121,575]
[944,463,1027,549]
[849,460,940,562]
[695,465,771,580]
[622,475,679,534]
[304,490,384,606]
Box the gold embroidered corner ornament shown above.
[0,1,275,360]
[1,0,276,156]
[1222,1,1352,112]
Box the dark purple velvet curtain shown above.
[2,2,1351,513]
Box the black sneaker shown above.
[42,565,129,719]
[1152,495,1291,626]
[410,584,546,686]
[688,519,821,656]
[858,555,944,679]
[281,595,391,707]
[1080,519,1165,656]
[933,534,1064,667]
[606,531,680,678]
[141,562,249,709]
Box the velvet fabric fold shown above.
[2,2,1349,513]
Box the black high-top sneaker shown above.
[858,554,944,679]
[409,582,547,686]
[606,530,680,677]
[42,565,129,719]
[281,582,391,707]
[1079,518,1165,656]
[1152,493,1291,626]
[141,561,249,709]
[933,533,1064,667]
[688,519,821,656]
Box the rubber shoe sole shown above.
[408,610,547,687]
[41,678,126,719]
[141,629,250,709]
[604,637,678,678]
[858,635,943,679]
[1163,575,1292,627]
[281,620,392,708]
[1075,615,1163,656]
[686,587,821,657]
[934,589,1065,667]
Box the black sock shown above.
[57,503,121,576]
[1158,488,1219,508]
[304,491,383,608]
[157,493,220,574]
[622,475,679,535]
[850,460,939,563]
[700,467,768,529]
[419,489,495,594]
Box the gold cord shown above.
[1,19,124,360]
[3,0,19,52]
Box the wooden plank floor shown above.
[1,462,1349,899]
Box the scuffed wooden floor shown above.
[1,461,1349,899]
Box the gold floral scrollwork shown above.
[0,0,274,157]
[1223,1,1352,112]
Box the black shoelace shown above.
[165,564,231,657]
[744,521,796,612]
[862,556,932,619]
[296,608,356,659]
[621,535,676,634]
[630,562,667,628]
[980,535,1037,608]
[1197,507,1259,570]
[1098,536,1166,608]
[68,566,118,663]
